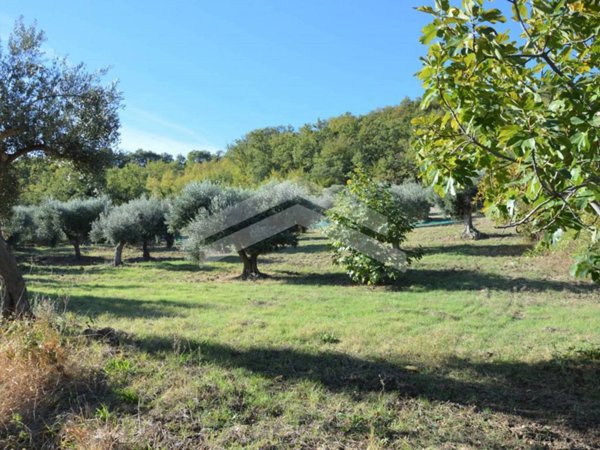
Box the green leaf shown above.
[421,23,439,45]
[570,116,585,125]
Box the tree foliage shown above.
[56,196,110,259]
[182,182,311,279]
[91,197,167,265]
[0,19,121,317]
[414,0,600,280]
[390,182,434,222]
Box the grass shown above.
[3,217,600,448]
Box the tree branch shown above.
[435,78,517,164]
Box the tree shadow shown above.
[269,267,598,294]
[37,293,210,319]
[281,243,331,254]
[17,253,109,267]
[128,335,600,438]
[396,269,598,294]
[269,271,353,286]
[424,243,533,257]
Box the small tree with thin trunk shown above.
[56,196,110,259]
[0,20,121,318]
[91,197,167,265]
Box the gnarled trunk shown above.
[165,233,175,249]
[0,236,31,319]
[142,240,151,261]
[73,241,81,260]
[461,196,481,240]
[238,250,263,280]
[114,241,125,266]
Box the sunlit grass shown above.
[9,218,600,448]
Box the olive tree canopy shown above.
[0,20,121,318]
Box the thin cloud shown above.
[125,106,214,144]
[119,126,219,156]
[120,106,219,155]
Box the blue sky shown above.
[1,0,432,155]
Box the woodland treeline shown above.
[13,98,424,206]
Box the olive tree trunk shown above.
[165,233,175,249]
[73,241,82,260]
[238,250,263,280]
[142,240,151,260]
[0,236,31,319]
[114,241,125,266]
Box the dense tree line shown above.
[10,98,425,208]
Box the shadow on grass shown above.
[37,293,210,319]
[397,269,598,294]
[269,271,353,286]
[270,268,598,294]
[281,243,331,255]
[130,335,600,437]
[424,243,533,257]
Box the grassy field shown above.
[5,218,600,449]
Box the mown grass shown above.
[4,218,600,449]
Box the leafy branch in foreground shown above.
[414,0,600,281]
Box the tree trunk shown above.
[114,241,125,266]
[73,241,81,260]
[142,240,151,260]
[165,233,175,249]
[461,196,481,240]
[0,236,31,319]
[238,250,263,279]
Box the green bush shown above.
[327,170,421,285]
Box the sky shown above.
[0,0,432,156]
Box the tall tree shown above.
[414,0,600,280]
[0,21,121,317]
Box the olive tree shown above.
[56,196,110,259]
[32,200,64,247]
[167,181,226,233]
[181,181,312,279]
[0,20,121,317]
[434,183,482,239]
[3,202,63,247]
[414,0,600,280]
[3,206,37,247]
[91,197,167,266]
[390,182,434,222]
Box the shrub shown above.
[327,170,421,285]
